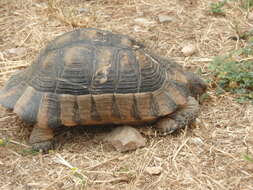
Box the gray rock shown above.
[104,126,146,152]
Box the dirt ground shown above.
[0,0,253,189]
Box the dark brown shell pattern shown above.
[0,28,191,128]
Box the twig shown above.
[9,139,31,148]
[93,177,129,184]
[202,174,227,190]
[86,155,123,170]
[172,137,190,161]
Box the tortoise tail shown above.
[0,70,29,109]
[13,86,43,125]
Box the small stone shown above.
[77,8,88,14]
[134,18,155,26]
[158,15,173,23]
[133,26,148,33]
[248,13,253,22]
[33,2,48,9]
[145,166,163,175]
[5,47,27,56]
[181,44,196,56]
[104,126,146,152]
[190,137,204,145]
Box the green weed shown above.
[0,138,7,146]
[209,0,253,16]
[209,46,253,103]
[20,149,39,156]
[210,1,227,16]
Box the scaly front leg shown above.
[155,96,200,135]
[29,124,54,152]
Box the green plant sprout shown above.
[243,154,253,163]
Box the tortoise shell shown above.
[0,28,192,128]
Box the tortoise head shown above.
[185,72,207,98]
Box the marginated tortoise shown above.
[0,28,206,151]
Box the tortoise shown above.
[0,28,206,151]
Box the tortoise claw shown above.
[159,127,178,136]
[32,140,54,153]
[155,118,179,136]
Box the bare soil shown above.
[0,0,253,189]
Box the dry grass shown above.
[0,0,253,189]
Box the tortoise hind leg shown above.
[155,96,200,135]
[29,124,54,152]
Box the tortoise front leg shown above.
[155,96,200,135]
[29,124,54,152]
